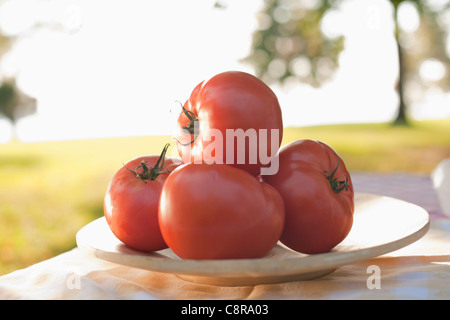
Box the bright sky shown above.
[0,0,449,143]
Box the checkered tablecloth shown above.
[0,172,449,300]
[352,172,446,219]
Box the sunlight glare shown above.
[419,59,446,82]
[1,0,448,143]
[0,0,37,36]
[397,1,420,33]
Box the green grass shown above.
[0,135,174,275]
[0,119,449,275]
[282,119,450,173]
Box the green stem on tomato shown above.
[175,103,199,146]
[324,157,350,193]
[124,143,171,182]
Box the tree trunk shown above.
[7,119,18,142]
[393,5,409,126]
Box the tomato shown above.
[261,139,354,254]
[176,71,283,177]
[104,144,180,252]
[158,163,285,259]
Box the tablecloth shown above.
[1,172,449,300]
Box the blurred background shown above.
[1,0,450,274]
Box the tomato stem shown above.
[124,143,171,182]
[176,102,199,146]
[324,158,350,193]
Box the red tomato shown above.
[176,71,283,177]
[158,163,285,259]
[262,139,354,254]
[104,144,180,252]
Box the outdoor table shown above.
[0,172,449,300]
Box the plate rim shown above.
[76,193,430,279]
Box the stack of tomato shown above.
[103,71,355,260]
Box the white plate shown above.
[76,193,430,286]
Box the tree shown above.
[0,0,79,141]
[0,78,37,139]
[244,0,344,87]
[391,0,450,125]
[0,31,13,61]
[0,0,36,140]
[244,0,450,126]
